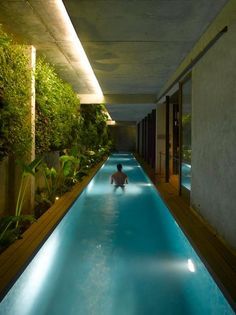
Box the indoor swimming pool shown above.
[0,153,234,315]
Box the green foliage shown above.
[182,146,192,163]
[35,58,80,155]
[182,113,191,125]
[39,165,58,205]
[0,157,40,247]
[15,158,41,227]
[38,149,85,205]
[0,215,35,247]
[0,28,113,249]
[0,27,32,160]
[80,104,110,150]
[182,113,191,163]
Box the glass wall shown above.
[181,77,192,191]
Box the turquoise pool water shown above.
[0,153,234,315]
[182,162,191,191]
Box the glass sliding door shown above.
[180,76,192,192]
[168,90,180,190]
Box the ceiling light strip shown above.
[57,0,103,96]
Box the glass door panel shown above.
[181,78,192,191]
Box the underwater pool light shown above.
[187,259,195,272]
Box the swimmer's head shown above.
[117,164,122,171]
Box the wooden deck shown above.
[136,155,236,311]
[0,159,105,300]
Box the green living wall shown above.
[35,59,111,157]
[0,28,31,160]
[0,26,112,248]
[0,26,111,160]
[80,103,110,152]
[35,58,81,155]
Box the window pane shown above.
[181,79,191,191]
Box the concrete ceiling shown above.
[0,0,228,122]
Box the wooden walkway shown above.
[136,155,236,311]
[0,160,105,300]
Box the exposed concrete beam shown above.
[78,94,105,104]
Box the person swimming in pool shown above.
[111,163,128,187]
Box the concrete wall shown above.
[191,19,236,248]
[109,124,136,152]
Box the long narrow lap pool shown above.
[0,154,234,315]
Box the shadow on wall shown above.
[109,124,136,152]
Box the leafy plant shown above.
[38,151,83,205]
[182,146,192,163]
[40,166,58,204]
[35,58,80,155]
[80,104,111,153]
[0,215,35,247]
[0,27,32,160]
[0,158,40,247]
[15,158,41,227]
